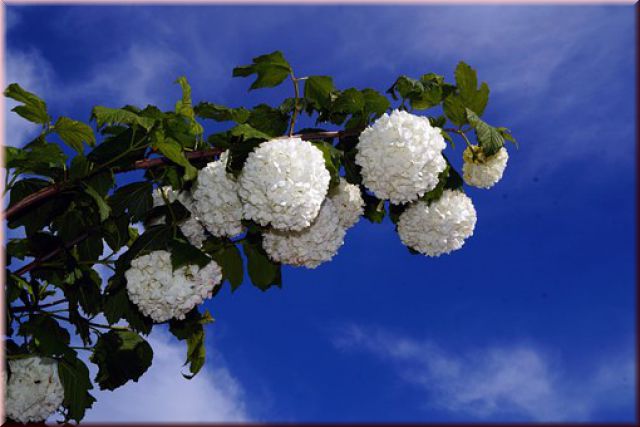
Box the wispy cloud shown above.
[332,324,635,421]
[82,328,251,423]
[4,49,54,147]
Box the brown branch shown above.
[5,129,361,223]
[10,298,67,313]
[13,232,90,277]
[5,183,64,221]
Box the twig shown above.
[13,232,89,277]
[10,298,67,313]
[288,74,302,137]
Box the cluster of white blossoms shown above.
[125,250,222,322]
[191,152,244,237]
[152,187,207,247]
[262,199,346,268]
[462,146,509,189]
[355,109,447,204]
[126,109,506,316]
[397,189,477,257]
[5,357,65,423]
[328,178,364,230]
[238,137,330,231]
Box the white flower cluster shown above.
[5,357,65,423]
[262,199,346,269]
[355,109,447,204]
[238,137,330,231]
[328,178,364,230]
[462,146,509,189]
[151,187,207,247]
[397,189,477,257]
[191,152,244,237]
[125,250,222,322]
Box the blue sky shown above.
[4,4,636,423]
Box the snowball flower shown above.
[462,146,509,189]
[151,187,207,247]
[397,189,477,257]
[238,137,330,231]
[328,178,364,230]
[262,199,346,269]
[5,356,65,423]
[191,152,244,237]
[125,250,222,322]
[355,109,447,204]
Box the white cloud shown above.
[82,328,250,423]
[333,324,635,421]
[4,49,54,147]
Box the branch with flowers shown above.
[3,50,517,424]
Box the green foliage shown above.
[233,50,293,90]
[443,62,489,126]
[91,106,155,131]
[53,117,96,153]
[3,52,514,423]
[4,83,50,125]
[58,353,96,422]
[242,236,281,291]
[209,244,244,291]
[363,193,386,223]
[304,76,336,109]
[90,330,153,390]
[466,108,504,156]
[169,308,214,378]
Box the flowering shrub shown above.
[4,51,516,423]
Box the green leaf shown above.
[102,284,153,335]
[77,231,104,262]
[454,62,489,116]
[194,102,250,123]
[232,51,292,90]
[466,108,504,156]
[311,141,342,189]
[19,315,70,356]
[91,330,153,390]
[58,353,96,422]
[6,136,66,178]
[125,224,172,261]
[83,183,111,222]
[169,238,212,271]
[304,76,336,109]
[168,309,214,378]
[246,104,289,137]
[497,126,518,148]
[87,127,150,168]
[242,240,280,291]
[152,132,198,181]
[4,83,50,125]
[333,88,365,114]
[109,181,153,222]
[228,123,272,141]
[361,88,391,117]
[53,117,96,153]
[443,94,467,127]
[363,193,386,223]
[420,163,449,204]
[210,244,244,291]
[174,76,204,137]
[91,106,156,131]
[102,215,130,252]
